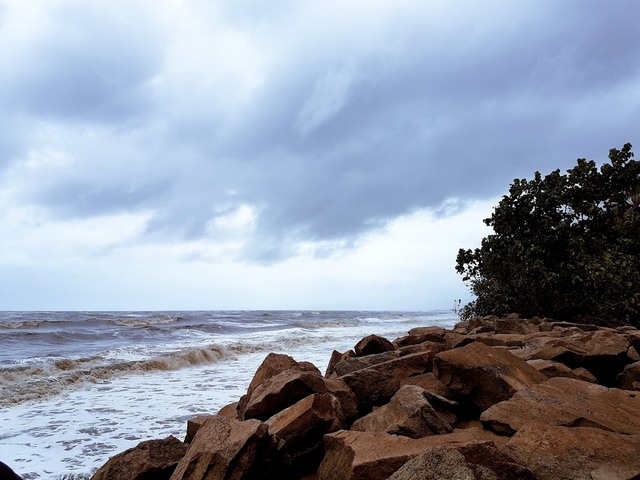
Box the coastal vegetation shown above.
[456,143,640,326]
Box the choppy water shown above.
[0,310,457,479]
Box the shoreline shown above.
[87,314,640,479]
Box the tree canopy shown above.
[456,143,640,326]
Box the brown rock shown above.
[325,350,344,377]
[473,333,529,349]
[387,442,535,480]
[385,446,476,480]
[503,423,640,480]
[323,377,358,422]
[218,402,239,419]
[433,342,547,412]
[444,332,475,349]
[317,428,505,480]
[267,393,344,476]
[397,341,446,357]
[185,415,214,443]
[241,369,329,421]
[340,351,432,414]
[237,354,329,422]
[526,359,597,383]
[332,351,400,376]
[480,377,640,435]
[494,317,539,335]
[393,327,447,347]
[170,416,286,480]
[354,334,397,356]
[523,329,630,385]
[616,361,640,390]
[92,436,187,480]
[350,385,453,438]
[400,372,451,398]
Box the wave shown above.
[110,316,180,327]
[0,344,233,407]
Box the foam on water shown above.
[0,311,457,479]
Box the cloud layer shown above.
[1,0,639,308]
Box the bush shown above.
[456,144,640,326]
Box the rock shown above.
[473,333,529,349]
[218,401,240,419]
[385,446,476,480]
[323,377,358,422]
[331,351,401,376]
[444,332,476,349]
[317,428,505,480]
[393,327,447,347]
[526,359,597,383]
[523,329,630,385]
[239,357,329,421]
[339,350,432,414]
[0,462,22,480]
[480,377,640,435]
[616,361,640,390]
[354,334,397,356]
[397,341,446,357]
[267,393,344,477]
[433,342,547,412]
[351,385,453,438]
[503,423,640,480]
[387,442,535,480]
[494,317,539,335]
[325,350,344,376]
[185,415,214,443]
[170,416,286,480]
[400,372,451,398]
[91,436,187,480]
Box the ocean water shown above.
[0,310,457,479]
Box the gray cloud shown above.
[3,0,640,262]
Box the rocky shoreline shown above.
[89,315,640,479]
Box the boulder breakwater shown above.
[87,315,640,479]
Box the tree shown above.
[456,143,640,326]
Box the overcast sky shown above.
[0,0,638,311]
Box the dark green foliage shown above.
[456,144,640,326]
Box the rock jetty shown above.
[91,315,640,480]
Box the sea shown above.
[0,310,458,479]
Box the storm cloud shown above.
[1,0,639,268]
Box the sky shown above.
[0,0,639,311]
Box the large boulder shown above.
[387,442,535,480]
[433,342,547,412]
[354,334,397,356]
[170,416,286,480]
[237,353,329,421]
[526,359,597,383]
[339,351,433,414]
[351,385,454,438]
[494,317,540,335]
[266,393,344,477]
[331,351,401,377]
[503,423,640,480]
[317,428,506,480]
[0,462,22,480]
[91,436,187,480]
[480,377,640,435]
[399,372,451,398]
[523,329,630,385]
[393,327,447,347]
[616,360,640,390]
